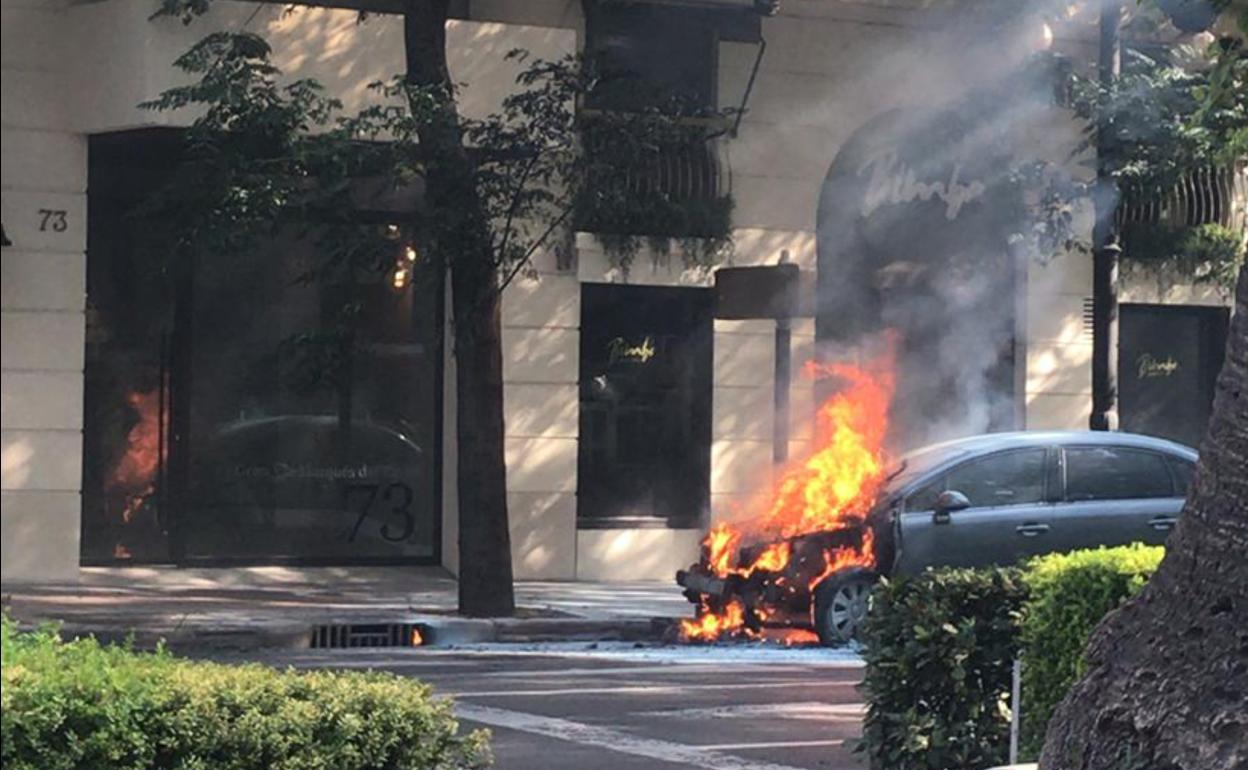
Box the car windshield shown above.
[882,444,970,494]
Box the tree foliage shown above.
[1064,5,1248,285]
[142,28,736,285]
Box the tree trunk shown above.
[1040,263,1248,768]
[403,0,515,617]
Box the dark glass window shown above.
[907,449,1046,512]
[1167,457,1196,498]
[1119,304,1228,449]
[577,284,712,528]
[584,2,716,112]
[82,130,440,565]
[1064,447,1174,502]
[905,479,944,513]
[945,449,1047,508]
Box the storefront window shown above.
[82,130,441,565]
[577,284,712,528]
[1119,304,1228,449]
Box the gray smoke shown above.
[801,1,1104,451]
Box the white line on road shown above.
[454,703,815,770]
[448,679,853,698]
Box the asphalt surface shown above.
[223,642,868,770]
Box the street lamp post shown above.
[1090,0,1123,431]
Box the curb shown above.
[47,615,679,653]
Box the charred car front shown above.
[678,430,1197,645]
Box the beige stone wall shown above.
[2,0,85,582]
[500,254,581,579]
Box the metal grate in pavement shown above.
[310,622,423,649]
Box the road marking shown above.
[455,703,813,770]
[448,679,853,698]
[696,739,846,751]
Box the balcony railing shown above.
[1116,161,1248,232]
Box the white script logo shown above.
[859,150,986,221]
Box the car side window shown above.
[1065,447,1174,501]
[905,449,1048,511]
[944,449,1047,508]
[905,478,944,512]
[1166,457,1195,498]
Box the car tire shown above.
[813,569,877,645]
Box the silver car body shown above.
[878,431,1197,575]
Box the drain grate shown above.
[311,622,424,649]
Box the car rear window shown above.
[1065,447,1174,501]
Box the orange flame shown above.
[680,599,746,642]
[704,523,742,575]
[105,389,165,527]
[678,341,895,643]
[761,360,894,540]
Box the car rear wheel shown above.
[814,570,876,645]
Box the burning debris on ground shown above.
[676,343,896,645]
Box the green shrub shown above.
[1,615,490,770]
[1018,544,1164,758]
[856,568,1028,770]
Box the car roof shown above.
[902,430,1198,462]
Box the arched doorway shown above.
[815,105,1028,449]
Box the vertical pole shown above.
[1091,0,1122,431]
[1010,657,1022,763]
[774,317,791,464]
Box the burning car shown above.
[678,429,1196,645]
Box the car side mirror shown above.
[932,490,971,524]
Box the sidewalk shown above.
[1,566,693,651]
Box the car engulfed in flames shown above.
[675,345,895,646]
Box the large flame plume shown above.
[679,343,896,643]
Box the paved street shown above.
[227,643,868,770]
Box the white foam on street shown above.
[455,703,818,770]
[425,641,866,666]
[644,701,865,721]
[448,678,847,698]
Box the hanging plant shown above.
[1121,221,1246,288]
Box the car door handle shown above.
[1016,523,1050,537]
[1149,516,1178,531]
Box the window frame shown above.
[1056,444,1180,503]
[81,128,445,568]
[902,446,1056,513]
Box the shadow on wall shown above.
[1025,342,1094,401]
[266,7,577,118]
[508,492,575,579]
[124,4,578,128]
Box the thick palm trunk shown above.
[404,0,515,617]
[1040,263,1248,768]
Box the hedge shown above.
[0,616,490,770]
[857,544,1164,770]
[856,568,1028,770]
[1018,544,1164,757]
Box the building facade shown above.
[2,0,1242,583]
